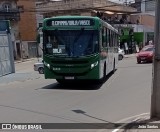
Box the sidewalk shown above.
[0,58,42,85]
[0,72,41,85]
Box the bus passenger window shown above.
[102,28,106,47]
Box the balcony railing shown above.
[0,7,22,21]
[0,13,20,21]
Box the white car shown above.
[34,58,44,74]
[118,48,125,60]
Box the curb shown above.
[111,113,150,132]
[113,117,150,132]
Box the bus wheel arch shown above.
[98,62,106,84]
[113,59,116,73]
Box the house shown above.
[130,0,155,44]
[0,0,22,60]
[0,0,21,75]
[17,0,37,59]
[36,0,137,18]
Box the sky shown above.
[108,0,135,4]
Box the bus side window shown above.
[111,31,113,47]
[117,34,119,47]
[115,34,118,47]
[109,30,111,47]
[106,29,109,47]
[93,35,99,52]
[102,28,106,47]
[113,32,115,47]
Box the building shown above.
[17,0,37,59]
[35,0,44,28]
[130,0,155,45]
[35,0,137,36]
[0,0,22,60]
[111,0,156,53]
[0,0,21,76]
[36,0,137,18]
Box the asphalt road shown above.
[0,57,152,131]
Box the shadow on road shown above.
[40,72,114,91]
[72,109,121,129]
[40,81,102,90]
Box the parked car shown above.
[118,48,125,60]
[34,58,44,74]
[136,45,154,64]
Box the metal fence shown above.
[0,32,15,77]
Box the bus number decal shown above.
[53,48,62,53]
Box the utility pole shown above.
[151,0,160,118]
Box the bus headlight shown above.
[47,64,50,68]
[91,61,98,69]
[44,61,50,69]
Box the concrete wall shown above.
[130,14,155,29]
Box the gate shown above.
[0,21,15,77]
[28,42,38,58]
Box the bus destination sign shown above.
[47,19,94,27]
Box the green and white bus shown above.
[42,16,119,83]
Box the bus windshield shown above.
[44,30,99,57]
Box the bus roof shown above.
[44,15,99,21]
[101,19,119,33]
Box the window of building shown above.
[3,3,12,11]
